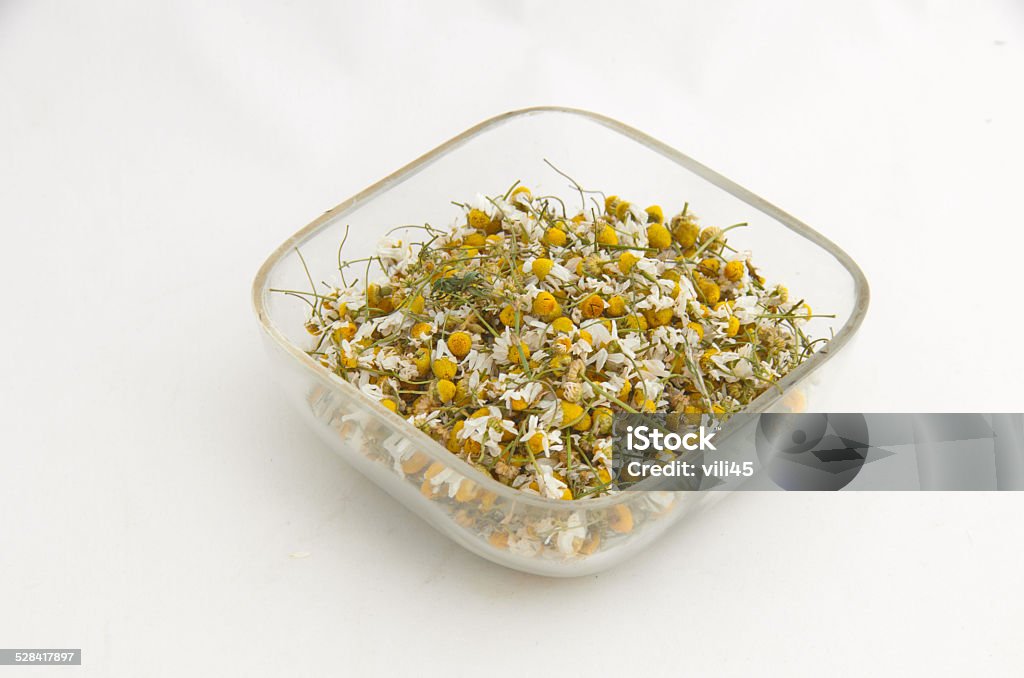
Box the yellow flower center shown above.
[696,277,721,306]
[436,379,456,404]
[645,308,674,327]
[647,223,672,250]
[506,341,531,363]
[533,291,558,318]
[332,322,357,342]
[431,357,456,380]
[671,218,699,247]
[543,227,567,247]
[645,205,664,224]
[699,257,721,277]
[604,194,619,215]
[618,251,639,273]
[560,401,584,426]
[723,260,745,282]
[614,201,632,221]
[527,432,546,455]
[531,257,555,279]
[413,347,432,376]
[499,304,517,327]
[550,316,575,333]
[606,295,626,317]
[467,208,489,230]
[446,331,472,358]
[580,294,605,319]
[596,225,618,247]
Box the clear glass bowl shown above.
[251,107,869,576]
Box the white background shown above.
[2,1,1023,675]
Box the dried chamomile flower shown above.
[284,175,828,503]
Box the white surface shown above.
[2,1,1023,675]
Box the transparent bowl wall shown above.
[252,107,869,577]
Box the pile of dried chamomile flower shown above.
[287,179,827,500]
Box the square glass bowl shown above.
[252,107,869,576]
